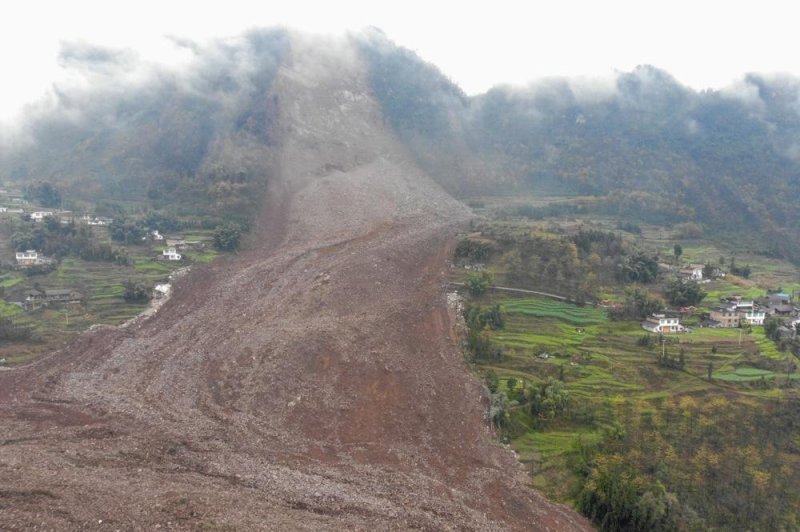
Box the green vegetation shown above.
[456,207,800,530]
[213,221,243,251]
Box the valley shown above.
[453,197,800,529]
[1,26,800,531]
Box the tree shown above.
[122,280,152,303]
[609,288,664,321]
[484,369,499,393]
[507,377,517,392]
[664,279,706,306]
[25,181,62,208]
[673,244,683,263]
[530,377,570,419]
[213,221,243,251]
[465,270,494,297]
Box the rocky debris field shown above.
[0,34,591,531]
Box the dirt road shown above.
[0,34,591,530]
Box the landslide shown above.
[0,34,591,531]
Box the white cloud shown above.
[2,0,800,123]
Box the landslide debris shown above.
[0,33,591,531]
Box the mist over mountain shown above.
[2,29,287,223]
[359,33,800,260]
[3,28,800,258]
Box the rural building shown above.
[24,289,83,310]
[82,216,113,226]
[679,264,704,281]
[151,230,164,241]
[766,292,791,306]
[709,306,740,328]
[741,310,766,326]
[30,211,54,222]
[162,247,182,261]
[15,250,52,266]
[642,313,683,333]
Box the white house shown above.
[83,216,113,226]
[30,211,53,221]
[642,313,684,333]
[151,230,164,241]
[0,207,7,213]
[162,247,182,261]
[679,264,704,281]
[15,250,39,265]
[15,250,52,266]
[740,310,766,326]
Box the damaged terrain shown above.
[0,35,590,530]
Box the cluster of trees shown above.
[213,222,243,251]
[465,270,493,297]
[463,303,505,361]
[25,181,62,208]
[663,278,707,306]
[122,280,151,303]
[0,317,36,341]
[609,288,664,321]
[481,226,663,303]
[570,395,800,530]
[528,377,571,419]
[11,217,129,265]
[454,238,493,261]
[109,217,148,245]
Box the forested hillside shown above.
[1,29,287,225]
[359,33,800,263]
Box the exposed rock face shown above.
[0,34,591,531]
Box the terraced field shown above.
[472,293,798,501]
[0,231,217,365]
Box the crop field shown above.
[501,298,606,325]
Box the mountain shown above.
[0,33,591,530]
[358,36,800,261]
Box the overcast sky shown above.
[2,0,798,123]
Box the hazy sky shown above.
[2,0,798,123]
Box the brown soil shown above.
[0,34,592,531]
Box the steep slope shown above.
[0,34,590,530]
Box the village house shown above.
[30,211,54,222]
[151,230,164,241]
[14,250,53,266]
[162,247,182,261]
[679,264,704,281]
[741,309,766,326]
[759,292,795,316]
[642,313,684,333]
[81,215,113,226]
[0,207,7,213]
[709,305,740,328]
[23,288,83,311]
